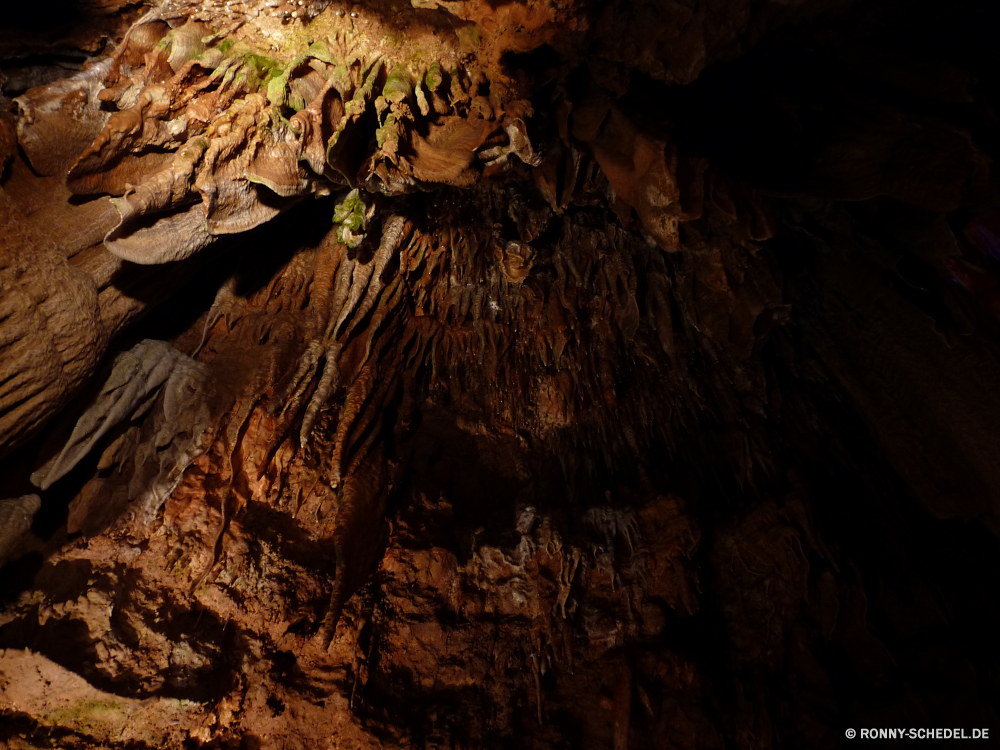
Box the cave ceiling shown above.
[1,0,1000,747]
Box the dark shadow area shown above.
[641,0,1000,195]
[3,0,86,33]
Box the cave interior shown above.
[1,0,1000,747]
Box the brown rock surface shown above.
[2,0,1000,747]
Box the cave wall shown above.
[1,0,1000,748]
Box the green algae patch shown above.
[382,66,413,104]
[333,189,368,247]
[217,43,285,93]
[266,42,338,107]
[425,61,444,91]
[244,52,285,82]
[42,699,126,734]
[155,32,174,52]
[455,25,483,54]
[375,113,400,150]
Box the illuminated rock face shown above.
[2,0,1000,747]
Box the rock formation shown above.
[1,0,1000,747]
